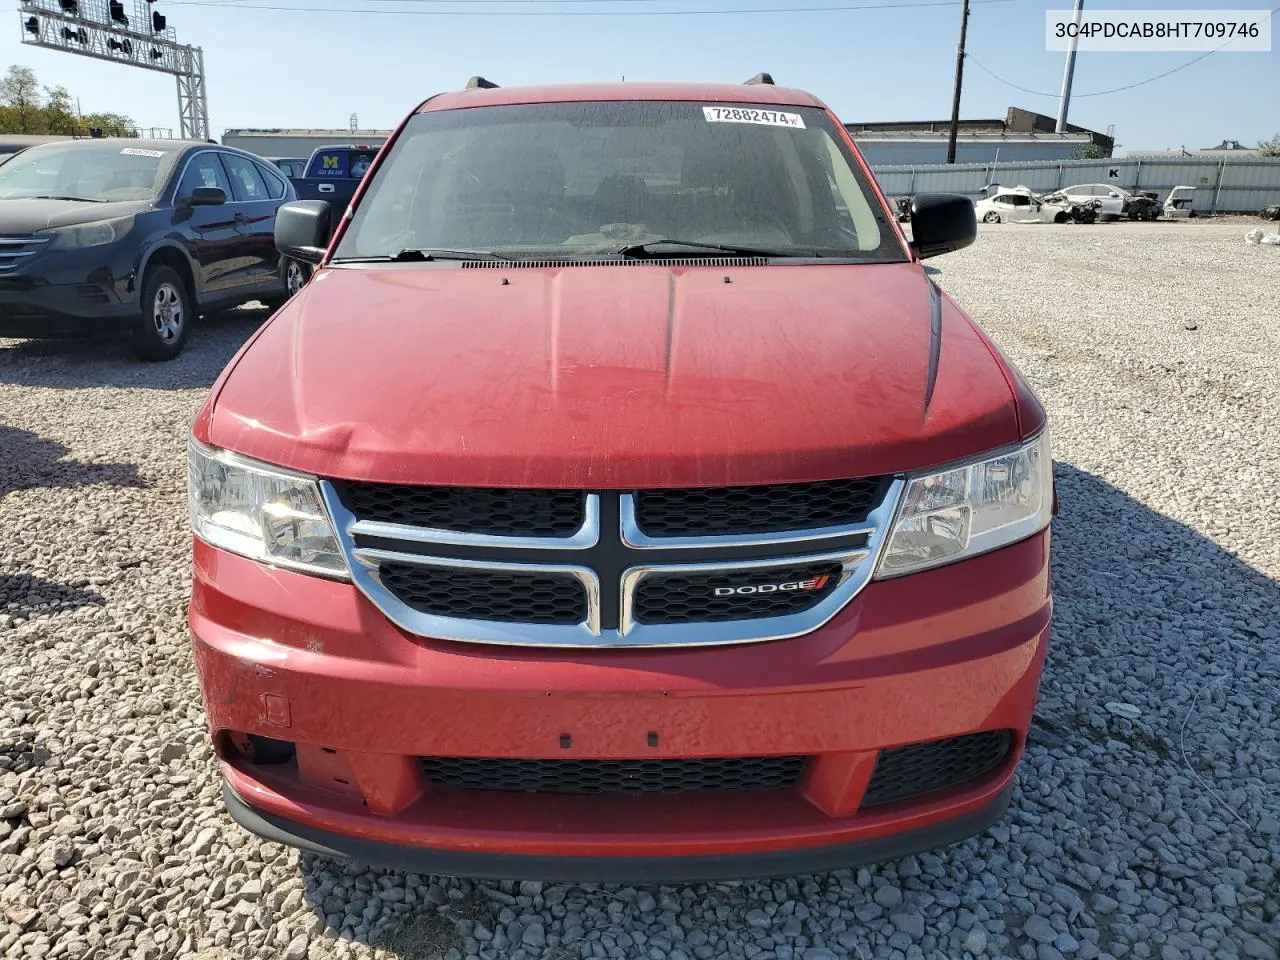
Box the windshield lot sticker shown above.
[702,106,806,128]
[120,148,165,158]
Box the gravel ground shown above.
[1,220,1277,960]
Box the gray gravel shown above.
[1,220,1278,959]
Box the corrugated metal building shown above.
[848,106,1114,166]
[220,129,393,158]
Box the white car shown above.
[1054,183,1130,220]
[975,188,1069,224]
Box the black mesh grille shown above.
[336,482,585,536]
[460,257,770,269]
[378,563,586,624]
[420,756,807,794]
[861,730,1013,809]
[632,562,841,624]
[635,478,888,537]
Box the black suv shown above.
[0,138,308,359]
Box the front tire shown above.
[133,266,191,361]
[284,258,310,299]
[982,211,1001,224]
[265,258,311,312]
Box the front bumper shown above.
[0,243,137,338]
[189,531,1051,880]
[0,278,133,338]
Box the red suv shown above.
[187,76,1053,881]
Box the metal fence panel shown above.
[868,156,1280,212]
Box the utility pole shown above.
[1056,0,1085,133]
[945,0,970,164]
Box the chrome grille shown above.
[634,478,887,537]
[323,478,902,649]
[331,481,585,536]
[378,562,587,625]
[0,236,50,273]
[631,560,842,625]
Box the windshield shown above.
[0,143,178,202]
[335,100,904,261]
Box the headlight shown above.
[44,216,134,250]
[187,440,348,578]
[875,431,1052,578]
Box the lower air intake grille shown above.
[378,563,586,624]
[632,562,842,625]
[420,756,808,795]
[860,730,1013,809]
[634,477,889,537]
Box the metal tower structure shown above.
[17,0,208,140]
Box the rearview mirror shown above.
[908,193,977,260]
[275,200,331,265]
[185,186,226,207]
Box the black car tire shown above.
[982,211,1001,224]
[266,257,310,311]
[133,265,192,361]
[283,258,310,299]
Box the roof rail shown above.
[744,72,774,86]
[466,76,499,90]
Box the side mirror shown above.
[185,186,226,207]
[908,193,976,260]
[275,200,331,265]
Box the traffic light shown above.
[149,47,164,60]
[24,16,38,34]
[108,37,133,55]
[61,25,87,43]
[152,10,166,31]
[109,0,128,25]
[58,0,77,13]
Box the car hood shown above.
[207,262,1022,487]
[0,198,152,233]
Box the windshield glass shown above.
[335,101,904,261]
[0,143,178,202]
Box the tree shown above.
[1075,142,1102,160]
[1260,133,1280,158]
[0,66,41,133]
[0,65,137,137]
[81,112,138,137]
[42,85,77,135]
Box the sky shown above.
[2,0,1277,151]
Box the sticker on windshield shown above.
[702,106,805,129]
[120,147,165,158]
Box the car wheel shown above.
[133,266,191,361]
[265,258,310,312]
[982,211,1001,224]
[1054,212,1068,224]
[284,258,310,298]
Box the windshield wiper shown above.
[616,239,819,259]
[27,195,107,203]
[332,248,512,263]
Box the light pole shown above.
[1056,0,1085,133]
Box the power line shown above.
[161,0,1015,14]
[967,5,1279,100]
[968,48,1213,99]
